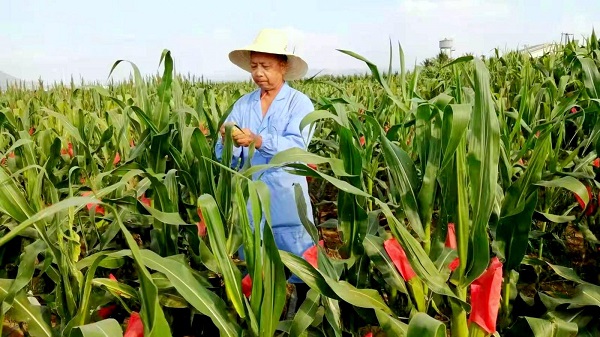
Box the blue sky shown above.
[2,0,599,83]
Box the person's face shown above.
[250,52,287,91]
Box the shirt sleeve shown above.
[215,101,243,163]
[256,94,315,158]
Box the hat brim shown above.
[228,48,308,81]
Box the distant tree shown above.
[436,51,450,64]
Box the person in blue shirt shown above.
[214,28,315,306]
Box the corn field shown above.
[1,31,600,337]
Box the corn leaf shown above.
[376,200,470,309]
[260,223,288,336]
[578,56,600,99]
[139,249,241,337]
[496,132,551,271]
[0,279,53,337]
[289,289,321,337]
[72,319,124,337]
[198,194,244,318]
[363,234,408,294]
[92,278,139,300]
[337,127,368,258]
[536,176,589,208]
[378,131,424,239]
[406,312,447,337]
[375,309,408,337]
[464,58,501,285]
[115,212,171,337]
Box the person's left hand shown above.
[233,128,262,148]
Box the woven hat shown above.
[228,28,308,81]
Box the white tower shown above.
[439,38,454,57]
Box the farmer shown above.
[215,28,314,304]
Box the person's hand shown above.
[233,128,262,148]
[220,122,243,140]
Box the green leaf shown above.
[363,234,408,294]
[336,49,408,112]
[0,196,97,248]
[0,139,33,161]
[376,200,470,309]
[375,309,408,337]
[578,56,600,99]
[139,204,187,225]
[154,49,174,131]
[197,194,244,318]
[294,184,320,243]
[336,126,368,259]
[444,55,474,68]
[546,263,589,285]
[114,212,172,337]
[190,128,216,196]
[0,279,52,337]
[464,58,501,285]
[108,58,149,112]
[43,108,84,144]
[269,147,353,177]
[378,131,424,239]
[130,106,160,134]
[406,312,446,336]
[218,127,238,219]
[279,251,338,299]
[299,110,343,133]
[71,319,124,337]
[289,289,321,337]
[321,274,392,314]
[139,249,241,337]
[496,191,538,271]
[323,297,342,337]
[417,104,443,244]
[92,278,139,300]
[536,177,589,208]
[0,166,35,223]
[568,284,600,309]
[64,253,108,334]
[440,104,471,172]
[497,133,551,271]
[2,240,46,314]
[508,316,578,337]
[77,251,129,270]
[259,223,288,336]
[536,212,575,224]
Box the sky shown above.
[1,0,599,84]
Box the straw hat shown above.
[228,28,308,81]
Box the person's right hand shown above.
[221,122,244,144]
[221,122,236,139]
[231,128,244,146]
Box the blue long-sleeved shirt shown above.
[215,82,315,230]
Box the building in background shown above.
[521,33,577,58]
[439,38,454,58]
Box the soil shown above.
[320,227,343,259]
